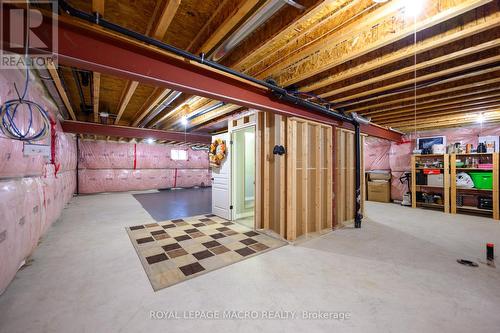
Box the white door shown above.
[211,133,231,220]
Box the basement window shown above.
[171,149,188,161]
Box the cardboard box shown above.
[427,174,443,186]
[367,171,391,181]
[367,180,391,203]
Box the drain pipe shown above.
[58,0,366,228]
[352,113,371,228]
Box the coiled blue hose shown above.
[0,66,51,141]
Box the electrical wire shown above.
[0,1,51,142]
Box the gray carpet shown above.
[133,187,211,221]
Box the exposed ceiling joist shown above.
[115,80,139,124]
[266,0,492,86]
[199,0,260,54]
[347,77,500,113]
[302,16,500,93]
[46,64,77,121]
[380,102,500,126]
[338,66,500,108]
[131,88,171,126]
[319,40,500,99]
[329,56,500,104]
[367,90,500,119]
[93,72,100,123]
[152,0,181,40]
[92,0,104,14]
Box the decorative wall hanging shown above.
[209,138,226,167]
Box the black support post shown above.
[354,123,363,228]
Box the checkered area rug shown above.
[126,214,287,291]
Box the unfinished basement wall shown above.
[0,68,77,294]
[255,112,334,241]
[77,140,211,194]
[334,129,365,228]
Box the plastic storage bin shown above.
[469,171,493,190]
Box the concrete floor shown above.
[1,192,499,333]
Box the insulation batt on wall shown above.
[0,68,77,294]
[77,140,211,194]
[364,123,500,202]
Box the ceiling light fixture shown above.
[402,0,424,16]
[146,138,155,144]
[477,113,485,124]
[181,116,188,126]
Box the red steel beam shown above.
[5,11,401,141]
[62,121,211,144]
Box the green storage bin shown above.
[469,171,493,190]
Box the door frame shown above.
[230,123,256,226]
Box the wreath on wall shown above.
[209,138,226,167]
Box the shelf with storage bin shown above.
[411,154,450,213]
[450,153,499,220]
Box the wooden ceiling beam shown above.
[396,116,500,132]
[92,72,101,123]
[237,0,368,75]
[327,55,500,103]
[335,66,500,108]
[152,0,181,40]
[46,63,77,121]
[347,77,500,113]
[114,80,139,124]
[188,104,242,128]
[318,40,500,99]
[368,91,500,120]
[379,102,500,126]
[395,112,500,131]
[125,0,181,127]
[360,86,500,117]
[92,0,105,14]
[262,0,493,86]
[199,0,260,54]
[131,88,171,126]
[302,17,500,93]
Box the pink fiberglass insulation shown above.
[0,68,76,294]
[77,140,211,194]
[364,136,391,171]
[390,171,408,202]
[78,140,134,169]
[78,140,210,170]
[389,141,412,172]
[77,168,211,194]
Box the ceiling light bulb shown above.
[403,0,424,16]
[181,116,188,126]
[146,138,155,144]
[477,113,485,124]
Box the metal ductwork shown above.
[139,90,183,128]
[210,0,304,62]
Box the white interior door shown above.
[211,133,231,220]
